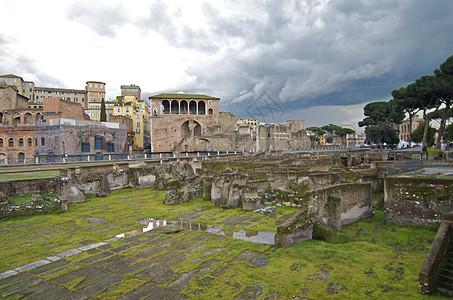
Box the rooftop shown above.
[149,93,220,100]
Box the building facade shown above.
[399,115,424,142]
[148,93,220,152]
[113,96,150,150]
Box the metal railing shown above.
[387,159,423,176]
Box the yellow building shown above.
[85,99,116,121]
[113,96,150,150]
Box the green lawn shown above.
[0,170,59,181]
[0,188,444,299]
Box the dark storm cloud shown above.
[142,0,453,122]
[66,0,129,38]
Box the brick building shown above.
[42,98,89,120]
[34,119,128,158]
[148,93,220,152]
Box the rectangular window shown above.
[137,121,140,127]
[82,98,84,102]
[106,143,114,152]
[94,137,103,150]
[136,128,140,134]
[81,143,90,152]
[0,139,3,147]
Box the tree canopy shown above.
[361,54,453,148]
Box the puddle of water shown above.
[207,227,275,245]
[116,218,167,238]
[116,218,275,245]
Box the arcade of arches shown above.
[161,100,213,116]
[0,110,43,125]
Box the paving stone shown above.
[119,261,153,276]
[78,251,114,265]
[105,257,136,273]
[173,240,197,251]
[197,260,220,274]
[235,285,263,299]
[0,270,17,280]
[0,276,43,297]
[233,251,259,262]
[32,285,72,300]
[30,259,69,276]
[189,243,207,252]
[136,265,179,285]
[58,289,89,300]
[110,243,134,253]
[136,247,164,259]
[142,285,186,300]
[163,253,188,266]
[77,273,123,296]
[160,238,183,248]
[47,249,82,261]
[147,251,178,264]
[9,279,60,299]
[14,259,51,272]
[78,242,107,251]
[0,272,32,288]
[53,267,91,284]
[89,254,127,269]
[168,272,199,292]
[98,244,113,250]
[118,283,154,300]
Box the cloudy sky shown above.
[1,0,453,131]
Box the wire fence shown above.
[387,160,424,176]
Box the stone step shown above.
[438,287,453,297]
[439,273,453,283]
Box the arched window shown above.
[18,138,24,147]
[198,101,206,115]
[208,108,213,115]
[35,113,43,122]
[18,152,25,163]
[171,100,179,114]
[9,138,14,147]
[24,113,33,124]
[27,138,32,146]
[181,121,190,138]
[194,121,201,136]
[41,137,45,146]
[189,101,197,115]
[180,100,188,114]
[162,100,170,114]
[12,113,20,125]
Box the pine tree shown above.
[100,98,107,122]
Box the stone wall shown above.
[384,176,453,225]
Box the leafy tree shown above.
[306,127,326,136]
[364,124,399,147]
[321,124,342,135]
[447,124,453,142]
[432,55,453,148]
[405,75,442,149]
[392,86,421,145]
[326,136,333,143]
[359,100,404,146]
[100,98,107,122]
[338,128,355,137]
[410,122,436,147]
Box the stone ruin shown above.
[163,151,384,246]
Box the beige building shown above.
[399,115,424,142]
[0,74,106,112]
[113,95,150,150]
[149,93,220,152]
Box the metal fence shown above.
[387,159,423,176]
[0,151,244,166]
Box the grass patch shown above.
[0,170,59,181]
